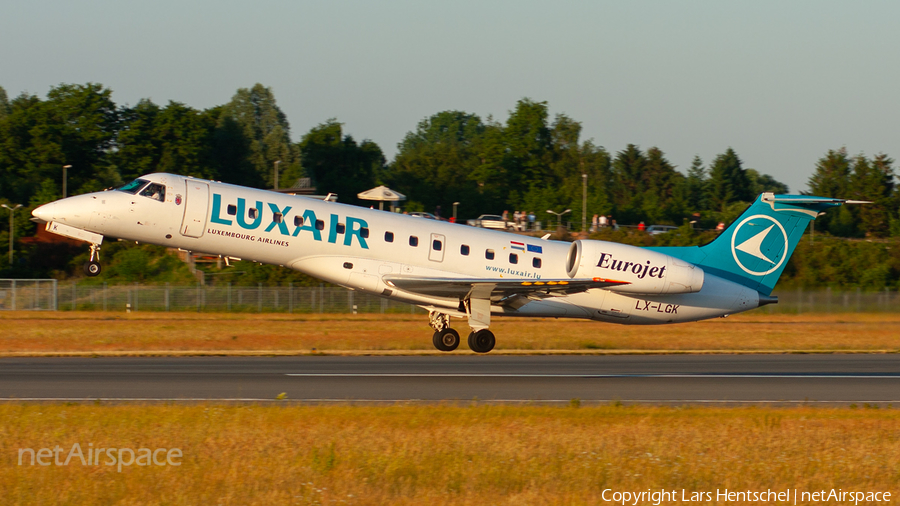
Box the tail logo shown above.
[730,214,788,276]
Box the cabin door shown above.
[180,180,209,238]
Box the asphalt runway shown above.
[1,355,899,404]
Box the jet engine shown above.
[566,240,704,295]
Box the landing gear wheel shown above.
[432,328,461,352]
[83,261,101,277]
[467,329,495,353]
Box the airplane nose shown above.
[31,196,91,226]
[31,202,56,222]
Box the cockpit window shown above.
[139,183,166,202]
[116,178,149,194]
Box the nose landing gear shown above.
[83,243,102,277]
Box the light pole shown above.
[1,204,23,265]
[62,165,72,198]
[452,202,459,222]
[581,173,587,233]
[273,160,281,190]
[546,208,571,230]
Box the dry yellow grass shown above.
[0,311,899,355]
[1,404,898,505]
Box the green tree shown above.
[113,100,220,181]
[707,148,751,211]
[299,120,383,206]
[0,86,9,121]
[113,99,162,180]
[808,148,854,236]
[610,144,647,224]
[746,168,789,195]
[641,147,686,223]
[390,111,486,217]
[0,83,119,205]
[503,99,553,196]
[851,153,895,237]
[686,155,708,212]
[219,84,299,188]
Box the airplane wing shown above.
[382,275,629,301]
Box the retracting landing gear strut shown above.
[83,243,102,276]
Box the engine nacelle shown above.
[566,240,704,295]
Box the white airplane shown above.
[32,173,858,353]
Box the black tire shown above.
[83,261,101,277]
[432,328,460,352]
[467,329,495,353]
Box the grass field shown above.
[0,311,899,355]
[2,403,898,505]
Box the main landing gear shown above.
[428,311,496,353]
[83,243,102,277]
[467,329,496,354]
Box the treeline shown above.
[807,148,899,238]
[2,82,899,286]
[1,83,791,227]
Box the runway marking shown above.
[285,373,900,379]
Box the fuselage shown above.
[32,173,762,324]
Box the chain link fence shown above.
[0,279,58,310]
[55,283,422,314]
[757,287,899,314]
[1,279,898,314]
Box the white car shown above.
[646,225,678,235]
[470,214,511,230]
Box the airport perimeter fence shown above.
[0,279,898,314]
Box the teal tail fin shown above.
[651,193,860,296]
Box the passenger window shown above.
[336,223,346,234]
[433,239,442,251]
[509,253,518,264]
[227,205,237,216]
[248,208,258,220]
[139,183,166,202]
[533,257,542,268]
[294,216,304,227]
[409,236,419,247]
[315,220,325,230]
[485,249,495,260]
[460,244,470,256]
[273,213,283,224]
[360,227,370,238]
[385,231,394,242]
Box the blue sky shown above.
[3,1,898,193]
